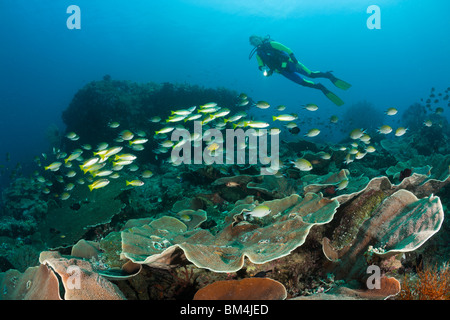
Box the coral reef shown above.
[193,277,287,300]
[0,80,449,301]
[396,262,450,300]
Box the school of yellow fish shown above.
[35,91,438,200]
[35,122,153,201]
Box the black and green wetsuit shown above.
[254,40,351,106]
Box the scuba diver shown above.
[249,35,351,106]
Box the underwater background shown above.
[0,0,449,300]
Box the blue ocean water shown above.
[0,0,449,190]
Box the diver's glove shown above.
[289,53,299,64]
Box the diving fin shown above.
[324,71,352,90]
[332,78,352,90]
[325,90,345,106]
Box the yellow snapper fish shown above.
[155,127,175,135]
[255,101,270,109]
[198,106,220,114]
[173,139,189,149]
[291,158,313,171]
[385,107,398,116]
[171,109,193,116]
[276,105,286,111]
[65,150,83,164]
[200,102,217,109]
[377,125,392,134]
[44,162,62,171]
[305,128,320,137]
[272,114,298,121]
[96,146,123,163]
[225,114,245,123]
[395,127,408,136]
[114,153,137,161]
[213,108,231,118]
[126,180,145,187]
[81,163,105,174]
[129,138,148,145]
[244,204,271,218]
[232,120,247,129]
[201,115,215,125]
[92,170,113,177]
[80,157,100,170]
[160,140,175,148]
[113,160,133,167]
[245,121,270,129]
[88,178,110,191]
[303,103,318,111]
[166,114,187,122]
[184,114,202,122]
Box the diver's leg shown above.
[295,64,351,90]
[280,70,344,106]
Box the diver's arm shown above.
[270,41,299,64]
[256,54,273,76]
[270,41,293,55]
[256,55,265,69]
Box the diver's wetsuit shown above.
[254,40,348,106]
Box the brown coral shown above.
[193,277,287,300]
[397,263,450,300]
